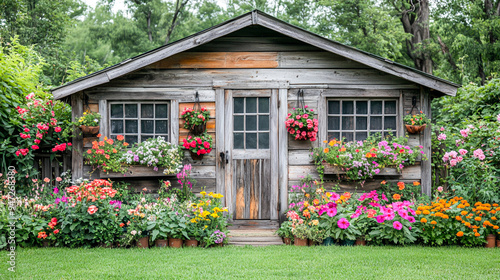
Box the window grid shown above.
[327,99,397,142]
[109,102,169,144]
[233,97,270,150]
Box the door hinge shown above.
[278,99,281,108]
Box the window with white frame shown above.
[109,102,169,144]
[327,99,398,142]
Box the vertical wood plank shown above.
[71,92,84,180]
[270,89,279,220]
[261,159,271,219]
[235,160,244,219]
[278,88,289,219]
[224,90,234,215]
[244,159,251,219]
[421,86,432,197]
[170,100,179,145]
[98,99,108,139]
[258,159,262,219]
[318,89,327,142]
[399,91,404,137]
[215,88,225,201]
[249,159,258,219]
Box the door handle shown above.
[220,151,229,167]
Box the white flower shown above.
[131,230,137,236]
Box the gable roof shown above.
[52,10,459,99]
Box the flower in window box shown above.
[285,105,318,141]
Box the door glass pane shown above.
[246,115,257,131]
[234,98,244,113]
[356,117,367,130]
[155,104,168,118]
[259,115,269,130]
[328,132,340,141]
[328,101,340,114]
[356,101,368,114]
[141,120,154,133]
[234,116,244,131]
[141,104,154,118]
[259,98,269,113]
[356,132,368,141]
[155,120,168,134]
[385,101,397,114]
[342,116,354,130]
[111,104,123,118]
[111,120,123,133]
[125,120,138,133]
[125,104,138,118]
[328,116,340,130]
[234,133,244,149]
[125,135,138,145]
[259,133,269,149]
[371,101,382,114]
[370,116,382,130]
[342,101,354,114]
[384,116,397,130]
[246,133,257,149]
[246,98,257,113]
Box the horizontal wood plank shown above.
[147,52,279,69]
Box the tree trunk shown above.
[147,10,152,42]
[164,0,188,44]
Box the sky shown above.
[83,0,228,14]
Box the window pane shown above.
[141,104,154,118]
[142,135,154,141]
[141,120,154,133]
[246,133,257,149]
[111,120,123,133]
[328,132,340,141]
[356,101,368,114]
[328,116,340,130]
[155,120,168,134]
[234,116,244,131]
[125,120,138,133]
[328,101,340,114]
[344,132,354,142]
[370,116,382,130]
[157,135,169,141]
[125,104,138,118]
[259,115,269,131]
[342,101,354,114]
[356,117,367,130]
[125,135,138,145]
[371,101,382,114]
[234,98,244,113]
[259,98,269,113]
[246,98,257,113]
[246,115,257,131]
[111,104,123,118]
[155,104,168,118]
[356,132,368,141]
[384,116,397,130]
[342,116,354,130]
[385,101,397,114]
[234,133,244,149]
[259,133,269,149]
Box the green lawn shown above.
[1,246,499,279]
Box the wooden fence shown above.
[33,152,71,186]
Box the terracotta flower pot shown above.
[485,234,496,248]
[185,239,198,247]
[283,237,292,245]
[79,125,100,136]
[405,124,426,134]
[190,151,204,161]
[137,236,149,249]
[155,239,168,248]
[43,240,50,247]
[294,237,308,247]
[497,239,500,247]
[308,239,316,246]
[169,238,183,248]
[355,239,366,246]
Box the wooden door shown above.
[224,89,278,220]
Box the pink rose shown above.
[54,127,62,133]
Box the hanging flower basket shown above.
[182,133,213,160]
[79,125,100,136]
[285,90,318,141]
[180,93,210,136]
[190,150,204,161]
[405,124,427,134]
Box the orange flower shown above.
[455,216,462,221]
[456,231,464,237]
[430,220,437,225]
[420,218,427,223]
[474,232,480,237]
[494,226,499,230]
[413,181,420,186]
[423,210,430,215]
[464,222,471,227]
[323,148,329,153]
[381,180,387,185]
[97,133,102,137]
[339,147,346,152]
[343,192,351,199]
[123,142,129,147]
[415,210,422,215]
[117,135,124,141]
[397,182,405,190]
[460,211,468,216]
[393,194,401,200]
[328,140,337,146]
[493,203,499,207]
[474,217,482,221]
[365,152,372,158]
[492,217,497,221]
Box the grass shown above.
[1,245,499,279]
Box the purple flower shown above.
[110,200,122,209]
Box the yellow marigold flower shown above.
[420,218,427,223]
[490,210,496,214]
[494,226,499,230]
[211,213,219,218]
[415,211,422,215]
[455,216,462,221]
[456,231,464,237]
[430,220,437,225]
[190,218,197,223]
[493,203,499,207]
[474,232,480,237]
[442,215,449,219]
[461,211,468,216]
[492,217,497,221]
[464,222,471,227]
[457,204,465,209]
[474,217,482,221]
[423,210,430,215]
[417,206,424,211]
[200,191,207,197]
[474,202,481,206]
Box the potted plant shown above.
[185,216,201,247]
[307,222,326,246]
[206,230,227,247]
[404,111,430,134]
[165,210,190,248]
[285,105,318,141]
[78,111,101,135]
[322,215,360,246]
[182,133,213,160]
[275,221,294,245]
[181,106,210,135]
[292,223,309,246]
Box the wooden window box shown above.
[321,162,402,177]
[100,166,176,178]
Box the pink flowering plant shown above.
[285,105,318,141]
[180,106,210,129]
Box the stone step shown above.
[229,236,283,242]
[229,241,284,247]
[228,229,277,237]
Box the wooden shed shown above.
[51,10,459,223]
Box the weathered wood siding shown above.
[73,26,432,213]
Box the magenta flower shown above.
[337,218,350,229]
[327,207,337,217]
[393,221,403,230]
[375,215,386,223]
